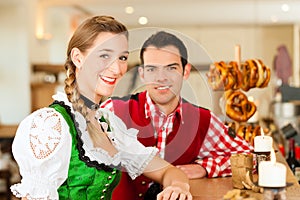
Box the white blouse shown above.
[10,92,158,200]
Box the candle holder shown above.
[258,155,288,200]
[253,151,271,172]
[263,187,286,200]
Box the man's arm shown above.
[192,112,253,178]
[176,164,207,179]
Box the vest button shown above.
[141,181,146,185]
[107,176,112,180]
[100,195,105,199]
[138,193,143,197]
[105,183,110,187]
[102,188,107,193]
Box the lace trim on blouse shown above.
[50,100,119,172]
[29,110,63,159]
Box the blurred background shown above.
[0,0,299,126]
[1,0,300,197]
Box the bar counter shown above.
[190,151,300,199]
[0,124,18,138]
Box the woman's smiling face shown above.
[75,32,129,102]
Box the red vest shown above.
[111,91,211,200]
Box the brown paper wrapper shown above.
[230,153,253,189]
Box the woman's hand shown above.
[143,156,192,199]
[157,181,192,200]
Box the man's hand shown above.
[176,164,207,179]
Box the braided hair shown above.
[64,16,128,141]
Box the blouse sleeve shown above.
[10,108,72,200]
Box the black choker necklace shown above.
[80,95,100,110]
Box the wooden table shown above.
[0,125,18,138]
[190,176,300,200]
[189,151,300,200]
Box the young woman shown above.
[10,16,192,200]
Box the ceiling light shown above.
[125,6,134,14]
[281,4,290,12]
[138,16,148,25]
[271,15,278,23]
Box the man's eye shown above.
[146,67,155,72]
[167,66,177,70]
[119,56,128,61]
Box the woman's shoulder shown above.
[14,107,72,159]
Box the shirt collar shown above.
[144,91,183,120]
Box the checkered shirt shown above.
[144,92,182,159]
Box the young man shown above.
[102,31,252,200]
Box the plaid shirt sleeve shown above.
[195,112,253,178]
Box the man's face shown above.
[139,45,190,108]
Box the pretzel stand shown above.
[207,44,271,142]
[206,45,272,194]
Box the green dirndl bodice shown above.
[50,102,121,200]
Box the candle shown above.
[254,128,273,153]
[258,149,287,187]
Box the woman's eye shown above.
[100,54,109,59]
[119,55,128,61]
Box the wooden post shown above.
[235,44,241,68]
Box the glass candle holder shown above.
[263,187,286,200]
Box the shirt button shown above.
[162,127,165,131]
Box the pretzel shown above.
[228,61,242,90]
[206,62,227,90]
[237,124,246,139]
[253,59,271,88]
[240,60,257,91]
[207,59,270,92]
[225,91,257,122]
[228,122,261,146]
[218,61,236,90]
[249,126,261,146]
[207,61,233,90]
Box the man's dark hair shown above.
[140,31,188,68]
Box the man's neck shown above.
[155,98,180,116]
